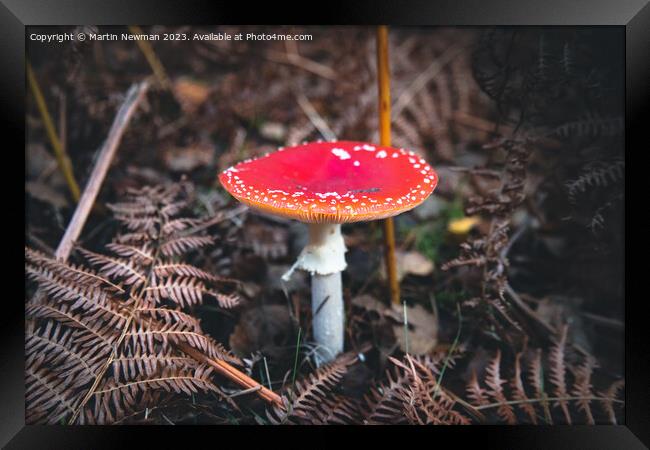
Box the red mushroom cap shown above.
[219,141,438,223]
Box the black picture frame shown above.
[6,0,647,447]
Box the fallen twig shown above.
[266,40,337,80]
[295,92,337,141]
[178,343,283,407]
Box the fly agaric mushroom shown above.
[219,141,438,363]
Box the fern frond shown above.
[162,218,202,234]
[125,320,241,366]
[548,325,571,424]
[484,350,517,424]
[107,201,158,216]
[135,306,203,333]
[159,236,213,257]
[112,346,197,383]
[571,356,597,424]
[26,303,119,348]
[145,277,208,308]
[362,364,410,424]
[26,321,104,389]
[466,369,490,406]
[566,160,624,204]
[85,365,219,424]
[25,181,247,424]
[26,353,84,424]
[115,232,154,245]
[78,248,147,287]
[114,214,159,232]
[598,379,624,425]
[399,356,471,425]
[511,352,537,424]
[26,247,124,293]
[105,243,154,262]
[160,201,189,219]
[153,263,218,281]
[211,292,240,309]
[267,353,357,424]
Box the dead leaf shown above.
[162,142,214,172]
[173,77,211,113]
[229,305,296,360]
[448,216,480,235]
[384,250,435,282]
[390,303,438,355]
[352,294,387,315]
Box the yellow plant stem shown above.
[128,25,171,89]
[26,61,80,201]
[376,26,400,305]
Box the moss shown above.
[400,196,465,262]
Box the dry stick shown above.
[266,40,337,81]
[295,92,337,142]
[26,61,81,201]
[178,343,283,407]
[55,81,150,260]
[63,82,150,424]
[183,204,249,236]
[376,26,400,306]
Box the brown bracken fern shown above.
[266,351,473,425]
[466,328,624,425]
[266,352,361,424]
[262,333,623,425]
[25,182,241,424]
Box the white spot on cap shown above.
[315,192,340,199]
[353,160,360,167]
[332,148,351,160]
[376,150,387,158]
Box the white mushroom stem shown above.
[311,272,344,364]
[282,223,346,364]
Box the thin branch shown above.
[295,92,337,141]
[183,204,249,236]
[266,40,337,80]
[176,342,283,408]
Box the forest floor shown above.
[25,26,624,425]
